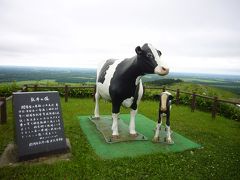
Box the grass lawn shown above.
[0,98,239,179]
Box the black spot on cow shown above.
[109,57,143,113]
[98,59,116,83]
[131,83,140,110]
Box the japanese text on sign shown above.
[17,96,64,147]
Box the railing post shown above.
[23,84,28,92]
[65,85,69,102]
[0,97,7,124]
[212,96,218,119]
[162,86,166,92]
[176,89,180,105]
[191,92,196,112]
[34,84,38,91]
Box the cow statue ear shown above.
[135,46,143,55]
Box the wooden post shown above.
[191,92,196,112]
[34,84,38,91]
[163,86,166,92]
[176,89,180,105]
[0,97,7,124]
[23,84,28,92]
[212,96,218,119]
[65,85,68,102]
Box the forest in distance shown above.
[0,66,239,95]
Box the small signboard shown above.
[13,91,68,161]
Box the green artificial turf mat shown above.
[79,114,201,159]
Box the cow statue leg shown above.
[165,111,173,144]
[94,87,100,119]
[111,101,121,138]
[111,113,119,137]
[129,82,143,137]
[129,109,138,137]
[153,113,163,142]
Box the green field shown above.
[170,75,240,95]
[0,98,239,179]
[169,82,239,99]
[1,66,240,95]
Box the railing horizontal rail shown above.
[1,84,239,124]
[22,84,239,105]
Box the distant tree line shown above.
[146,79,183,86]
[0,66,96,83]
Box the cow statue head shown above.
[135,43,169,76]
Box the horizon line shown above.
[0,65,240,76]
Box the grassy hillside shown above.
[169,82,239,100]
[167,73,240,95]
[0,98,239,179]
[145,81,239,101]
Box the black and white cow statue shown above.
[153,91,173,144]
[94,43,169,138]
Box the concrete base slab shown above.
[0,138,71,167]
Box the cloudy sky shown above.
[0,0,240,75]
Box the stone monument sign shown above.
[13,91,68,161]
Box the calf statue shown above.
[94,43,169,138]
[153,91,174,144]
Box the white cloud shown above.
[0,0,240,75]
[166,56,240,75]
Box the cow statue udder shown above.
[94,43,169,138]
